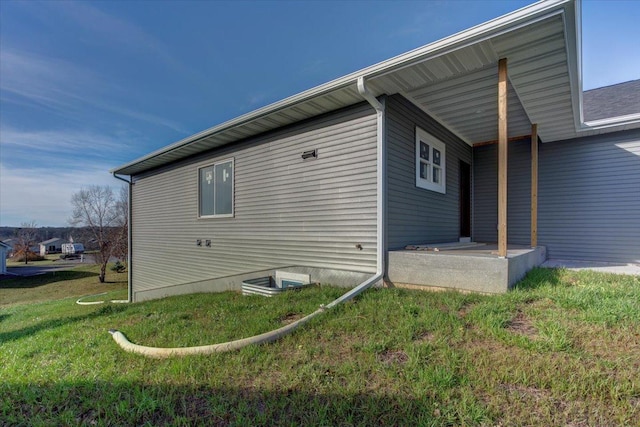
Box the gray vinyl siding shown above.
[131,103,378,294]
[538,129,640,263]
[472,138,532,245]
[473,129,640,263]
[386,94,473,249]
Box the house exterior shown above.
[0,241,9,274]
[112,0,639,302]
[1,239,15,257]
[39,238,65,256]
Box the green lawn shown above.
[0,264,127,307]
[1,267,638,426]
[6,254,62,267]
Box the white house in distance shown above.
[0,241,10,275]
[39,238,66,256]
[1,239,15,257]
[112,0,639,302]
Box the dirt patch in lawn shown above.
[378,349,409,365]
[279,312,304,324]
[413,330,435,343]
[506,311,538,338]
[457,302,475,319]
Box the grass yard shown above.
[0,264,127,307]
[1,267,639,426]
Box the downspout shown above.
[112,173,133,303]
[106,77,387,357]
[326,76,386,308]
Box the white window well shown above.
[198,158,234,218]
[415,127,446,194]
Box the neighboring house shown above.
[0,241,9,274]
[1,239,15,257]
[3,238,38,257]
[39,238,66,256]
[3,239,40,256]
[112,0,639,302]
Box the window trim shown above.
[415,127,446,194]
[198,157,235,219]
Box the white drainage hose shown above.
[108,273,381,358]
[109,306,326,358]
[76,292,129,305]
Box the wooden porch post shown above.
[531,123,538,247]
[498,58,508,257]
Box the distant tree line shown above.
[0,226,76,243]
[0,225,121,252]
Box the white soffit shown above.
[377,9,576,144]
[491,12,577,142]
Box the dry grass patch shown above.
[506,310,539,338]
[574,324,640,362]
[377,349,409,365]
[461,328,639,426]
[279,312,304,324]
[413,330,436,343]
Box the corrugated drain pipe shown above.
[107,77,386,357]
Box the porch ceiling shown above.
[365,12,575,145]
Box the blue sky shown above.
[1,0,638,227]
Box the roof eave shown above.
[111,0,574,176]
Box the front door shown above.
[459,161,471,238]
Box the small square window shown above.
[420,141,429,160]
[433,148,441,166]
[415,127,446,194]
[420,163,429,180]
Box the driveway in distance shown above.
[5,258,89,278]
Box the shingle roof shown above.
[583,79,640,122]
[39,237,65,245]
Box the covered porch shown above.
[376,5,574,293]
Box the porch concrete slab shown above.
[542,259,640,276]
[387,245,546,294]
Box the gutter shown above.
[112,173,133,303]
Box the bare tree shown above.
[112,186,129,266]
[70,186,127,283]
[14,221,38,264]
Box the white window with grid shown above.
[415,127,446,194]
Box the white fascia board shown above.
[581,114,640,130]
[573,0,584,125]
[111,0,573,175]
[571,1,640,132]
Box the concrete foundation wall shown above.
[133,266,376,302]
[387,246,546,294]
